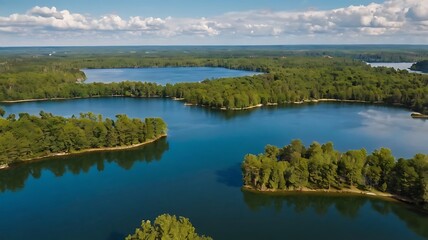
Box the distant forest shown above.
[0,47,427,114]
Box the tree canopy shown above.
[0,111,167,165]
[1,55,427,114]
[242,140,428,208]
[126,214,212,240]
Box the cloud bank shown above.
[0,0,427,45]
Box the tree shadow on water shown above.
[215,163,242,188]
[106,231,126,240]
[242,190,428,239]
[0,138,169,193]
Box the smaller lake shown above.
[367,62,425,74]
[82,67,260,84]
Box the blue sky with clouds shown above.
[0,0,386,17]
[0,0,427,46]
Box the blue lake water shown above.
[367,62,425,74]
[0,98,428,240]
[82,67,260,84]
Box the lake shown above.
[0,98,428,240]
[367,62,425,74]
[83,67,260,84]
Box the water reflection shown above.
[242,190,366,217]
[358,109,427,133]
[357,108,428,154]
[242,191,428,239]
[215,163,242,188]
[0,138,169,193]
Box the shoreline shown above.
[184,99,383,111]
[290,98,386,105]
[185,98,388,111]
[0,134,167,171]
[303,98,383,104]
[220,104,263,111]
[217,99,387,111]
[1,97,85,103]
[242,185,427,212]
[184,103,264,111]
[242,185,394,199]
[0,96,380,105]
[0,95,165,104]
[411,112,428,119]
[1,96,422,118]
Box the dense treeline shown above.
[126,214,212,240]
[1,55,427,114]
[411,60,428,73]
[2,45,428,60]
[166,58,428,113]
[0,111,167,165]
[242,140,428,207]
[0,56,265,100]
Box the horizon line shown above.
[1,44,428,48]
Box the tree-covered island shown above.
[0,111,167,169]
[126,214,212,240]
[411,60,428,73]
[242,140,428,210]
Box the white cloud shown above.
[28,6,64,19]
[0,0,427,45]
[406,0,428,21]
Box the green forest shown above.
[1,54,427,114]
[0,111,167,166]
[242,140,428,209]
[126,214,212,240]
[165,58,428,114]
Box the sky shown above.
[0,0,427,46]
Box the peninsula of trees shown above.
[242,140,428,209]
[126,214,212,240]
[0,111,167,168]
[411,60,428,73]
[1,54,427,114]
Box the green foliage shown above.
[242,140,428,206]
[126,214,212,240]
[0,112,167,165]
[364,148,395,191]
[338,149,367,186]
[389,155,428,203]
[1,56,427,114]
[165,58,428,114]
